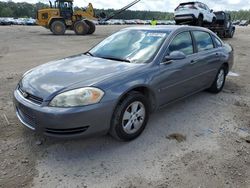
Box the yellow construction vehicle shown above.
[36,0,140,35]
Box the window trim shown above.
[164,31,195,57]
[191,30,215,53]
[212,35,223,48]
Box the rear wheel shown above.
[50,20,66,35]
[74,21,89,35]
[208,66,226,93]
[229,29,235,38]
[196,15,203,26]
[109,92,149,141]
[85,20,96,34]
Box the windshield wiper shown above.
[85,52,94,57]
[100,56,130,63]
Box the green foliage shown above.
[0,1,49,18]
[227,10,250,20]
[0,6,13,17]
[0,1,249,21]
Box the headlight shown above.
[49,87,104,107]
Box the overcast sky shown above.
[3,0,250,12]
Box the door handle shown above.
[190,60,196,64]
[190,59,199,64]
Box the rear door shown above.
[190,30,221,88]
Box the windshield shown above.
[89,29,171,63]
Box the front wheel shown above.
[196,15,203,26]
[109,92,149,141]
[208,66,226,93]
[212,17,216,25]
[50,20,66,35]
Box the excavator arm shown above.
[74,0,141,21]
[103,0,141,21]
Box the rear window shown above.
[193,31,214,52]
[176,3,195,10]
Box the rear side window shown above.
[193,31,214,52]
[213,36,222,47]
[197,3,205,10]
[168,32,194,55]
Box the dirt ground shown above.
[0,25,250,188]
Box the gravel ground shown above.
[0,25,250,188]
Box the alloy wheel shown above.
[122,101,146,134]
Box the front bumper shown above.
[13,89,115,138]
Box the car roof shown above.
[122,25,214,34]
[214,11,227,14]
[179,1,202,5]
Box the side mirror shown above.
[163,51,186,64]
[210,9,213,13]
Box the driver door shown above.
[156,31,199,106]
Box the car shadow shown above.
[21,89,233,186]
[30,91,220,158]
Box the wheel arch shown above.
[198,13,204,19]
[49,17,65,28]
[115,85,157,113]
[222,62,229,75]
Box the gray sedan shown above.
[14,26,234,141]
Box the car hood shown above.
[20,54,141,100]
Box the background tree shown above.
[0,1,249,21]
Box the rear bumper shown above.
[174,14,196,22]
[14,89,115,138]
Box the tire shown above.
[85,20,96,34]
[229,29,235,38]
[208,66,227,93]
[212,17,216,25]
[196,15,203,26]
[50,20,66,35]
[74,21,89,35]
[109,92,149,141]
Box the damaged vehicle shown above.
[174,2,216,26]
[14,26,234,141]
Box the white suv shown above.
[174,2,216,26]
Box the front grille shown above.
[45,126,89,135]
[18,87,43,105]
[17,104,36,127]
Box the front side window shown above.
[198,3,206,10]
[168,31,194,56]
[193,31,214,52]
[204,5,210,11]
